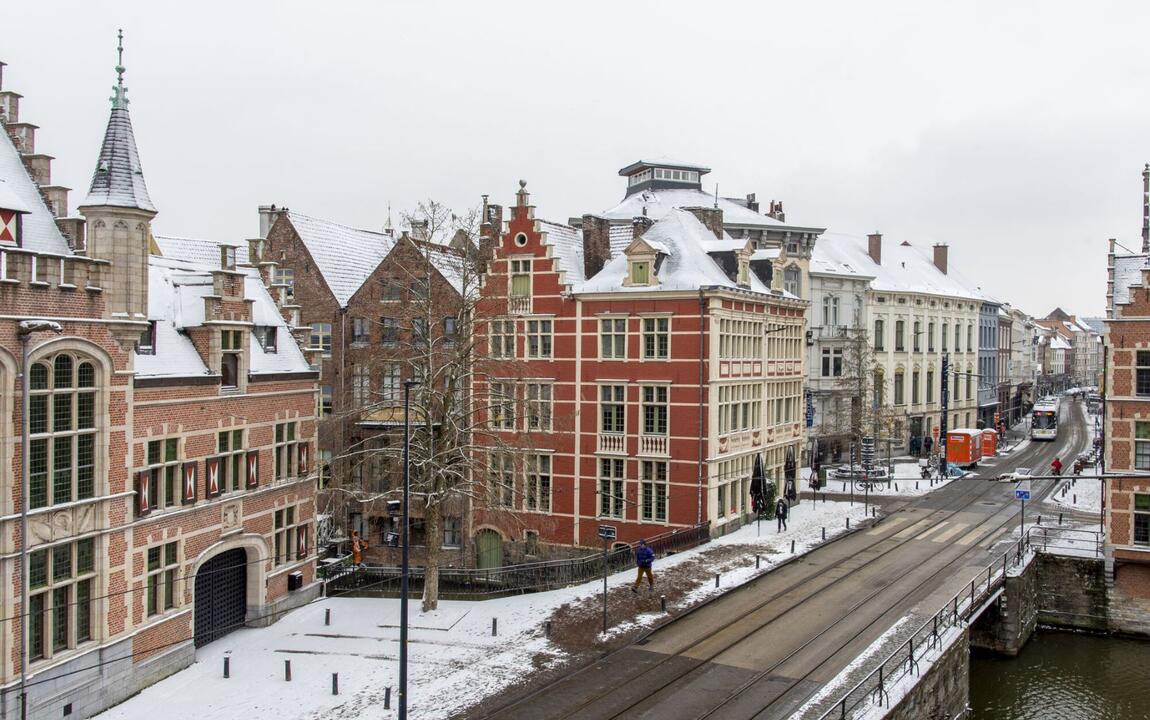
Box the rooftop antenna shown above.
[1142,163,1149,253]
[110,28,129,109]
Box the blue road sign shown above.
[1015,489,1030,501]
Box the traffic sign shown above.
[597,525,617,541]
[1014,479,1031,501]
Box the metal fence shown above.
[1027,525,1103,557]
[325,521,711,599]
[816,537,1026,720]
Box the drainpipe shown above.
[697,290,707,526]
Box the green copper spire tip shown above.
[110,28,129,109]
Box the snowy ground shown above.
[1045,473,1104,514]
[810,461,961,498]
[96,501,868,720]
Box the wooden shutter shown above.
[136,470,151,516]
[246,450,260,488]
[182,461,198,504]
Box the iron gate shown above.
[194,548,248,647]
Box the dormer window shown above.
[220,246,237,271]
[255,326,278,353]
[220,330,244,389]
[136,321,158,355]
[631,261,650,285]
[737,258,750,287]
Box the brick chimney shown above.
[745,193,759,213]
[933,243,949,274]
[684,207,724,239]
[477,196,503,274]
[767,200,785,222]
[632,215,653,239]
[867,232,882,265]
[582,214,611,279]
[258,204,285,239]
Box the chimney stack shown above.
[258,204,284,239]
[1142,163,1148,253]
[933,243,949,274]
[767,200,785,222]
[477,197,503,273]
[867,232,882,265]
[582,214,611,280]
[745,193,759,213]
[632,215,653,239]
[685,206,724,239]
[411,219,429,242]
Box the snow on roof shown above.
[286,211,394,306]
[136,252,310,378]
[608,224,632,257]
[1050,334,1072,350]
[82,107,155,213]
[1111,254,1147,310]
[814,232,987,301]
[751,248,781,262]
[601,187,787,228]
[576,209,773,295]
[420,242,468,297]
[154,234,244,269]
[537,219,585,285]
[0,123,71,254]
[618,157,712,175]
[1080,316,1106,334]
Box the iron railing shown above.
[325,521,711,599]
[816,537,1027,720]
[1026,525,1103,558]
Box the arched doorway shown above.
[475,529,504,569]
[194,548,248,647]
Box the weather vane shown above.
[110,28,129,109]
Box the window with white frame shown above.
[254,326,277,353]
[895,320,906,351]
[912,371,920,404]
[600,318,627,359]
[351,317,370,344]
[1135,494,1150,546]
[641,385,668,436]
[274,267,294,300]
[783,266,801,296]
[956,323,962,352]
[28,538,95,661]
[274,504,308,565]
[913,321,921,351]
[640,460,668,522]
[320,385,333,416]
[381,363,402,403]
[1135,422,1150,470]
[526,319,553,358]
[489,381,515,430]
[823,296,839,327]
[488,453,514,508]
[274,421,300,480]
[443,517,462,547]
[927,370,935,403]
[146,541,179,616]
[525,382,552,431]
[351,365,370,406]
[642,317,670,359]
[894,370,905,405]
[928,322,935,351]
[309,323,332,354]
[509,259,531,297]
[718,383,762,435]
[380,317,399,346]
[719,318,764,360]
[380,277,403,301]
[218,429,246,492]
[525,454,552,512]
[821,348,843,377]
[1137,352,1150,396]
[28,354,98,510]
[600,385,626,434]
[489,319,516,359]
[220,329,243,388]
[873,320,884,351]
[145,437,180,510]
[598,458,625,518]
[942,322,949,351]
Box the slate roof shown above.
[576,209,775,296]
[0,120,71,254]
[82,107,155,212]
[1110,254,1146,311]
[601,187,788,228]
[285,211,394,306]
[812,232,989,302]
[537,219,585,285]
[154,234,244,269]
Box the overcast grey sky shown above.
[7,0,1148,316]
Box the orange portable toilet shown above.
[946,429,983,467]
[981,429,998,458]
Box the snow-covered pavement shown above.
[96,500,868,720]
[812,461,960,498]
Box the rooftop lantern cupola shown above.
[618,159,712,198]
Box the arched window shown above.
[783,266,801,296]
[28,353,98,509]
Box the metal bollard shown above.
[894,483,898,492]
[790,539,795,553]
[325,608,331,626]
[715,573,720,588]
[821,492,825,504]
[756,555,761,569]
[847,517,851,529]
[492,618,498,636]
[1073,495,1077,504]
[822,527,826,541]
[544,620,551,638]
[1059,513,1063,526]
[284,659,292,682]
[660,595,667,613]
[916,481,919,490]
[332,672,339,695]
[385,687,391,709]
[223,656,230,679]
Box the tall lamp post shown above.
[17,320,62,720]
[399,378,420,720]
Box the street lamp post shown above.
[17,320,62,720]
[399,378,420,720]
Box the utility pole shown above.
[940,352,949,479]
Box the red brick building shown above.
[0,53,317,719]
[472,177,807,566]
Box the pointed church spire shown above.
[82,29,155,213]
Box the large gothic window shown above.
[28,354,99,509]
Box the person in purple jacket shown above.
[632,539,656,593]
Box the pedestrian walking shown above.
[632,539,656,593]
[776,498,789,532]
[351,530,368,567]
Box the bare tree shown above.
[823,329,901,456]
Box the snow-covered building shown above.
[473,181,807,561]
[806,233,986,456]
[0,51,318,719]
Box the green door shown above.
[475,529,504,569]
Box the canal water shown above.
[969,630,1150,719]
